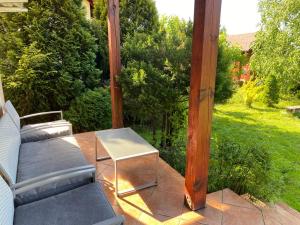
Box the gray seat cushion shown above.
[0,176,14,225]
[15,136,92,206]
[14,183,116,225]
[21,120,72,143]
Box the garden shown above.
[0,0,299,211]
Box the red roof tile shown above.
[227,33,256,51]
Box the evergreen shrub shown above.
[65,88,111,133]
[262,75,280,107]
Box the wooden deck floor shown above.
[75,132,300,225]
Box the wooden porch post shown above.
[184,0,222,210]
[107,0,124,128]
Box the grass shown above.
[212,101,300,211]
[134,99,300,211]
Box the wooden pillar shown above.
[184,0,222,210]
[107,0,124,128]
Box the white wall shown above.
[82,0,91,20]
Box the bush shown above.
[240,79,264,107]
[65,88,111,133]
[294,112,300,119]
[263,75,280,107]
[208,138,282,201]
[297,90,300,99]
[0,0,101,115]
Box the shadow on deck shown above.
[75,132,300,225]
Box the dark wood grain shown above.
[184,0,222,210]
[108,0,124,128]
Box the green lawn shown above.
[212,102,300,211]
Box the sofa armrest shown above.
[20,111,63,120]
[13,165,96,195]
[92,216,125,225]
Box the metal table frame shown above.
[95,134,159,196]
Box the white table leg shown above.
[95,136,111,161]
[155,152,159,184]
[116,153,159,196]
[115,160,119,196]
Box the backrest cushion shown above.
[4,100,20,131]
[0,113,21,185]
[0,176,14,225]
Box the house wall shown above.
[82,0,91,20]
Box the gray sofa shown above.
[0,175,124,225]
[4,100,72,143]
[0,112,94,206]
[0,105,123,224]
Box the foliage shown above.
[120,0,159,40]
[208,137,280,201]
[240,79,264,107]
[251,0,300,95]
[93,0,159,80]
[89,20,110,81]
[294,112,300,119]
[120,17,192,147]
[120,18,245,148]
[262,75,280,107]
[215,30,246,103]
[0,0,101,115]
[212,102,300,210]
[93,0,108,28]
[65,88,111,133]
[139,100,297,203]
[93,0,159,41]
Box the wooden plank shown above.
[0,7,27,12]
[107,0,124,128]
[0,0,28,3]
[184,0,222,210]
[286,106,300,113]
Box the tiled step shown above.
[241,194,300,225]
[276,203,300,221]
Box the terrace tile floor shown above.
[75,132,300,225]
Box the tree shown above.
[0,0,101,115]
[93,0,159,41]
[251,0,300,95]
[120,17,192,147]
[120,0,159,40]
[263,75,279,107]
[120,32,170,143]
[120,18,246,146]
[215,30,246,103]
[93,0,159,80]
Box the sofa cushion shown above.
[15,136,92,206]
[4,100,20,130]
[0,176,14,225]
[20,120,72,143]
[0,113,21,185]
[14,182,116,225]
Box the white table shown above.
[95,128,159,196]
